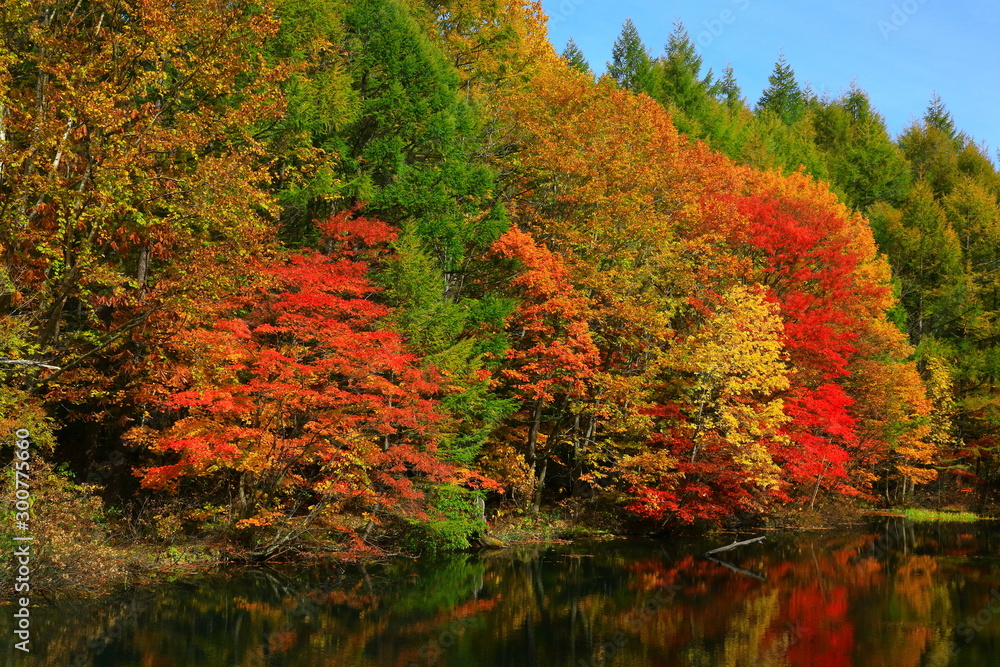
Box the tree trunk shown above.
[532,458,547,516]
[809,461,830,511]
[527,398,543,462]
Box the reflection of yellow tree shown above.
[843,553,943,667]
[715,590,786,667]
[895,554,940,617]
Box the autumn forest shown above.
[2,0,999,570]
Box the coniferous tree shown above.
[561,37,592,76]
[645,22,751,157]
[267,0,355,247]
[870,182,965,344]
[925,93,957,139]
[336,0,514,492]
[899,117,962,197]
[756,53,805,125]
[655,20,713,114]
[811,85,911,210]
[717,63,744,110]
[606,18,654,94]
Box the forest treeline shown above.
[1,0,996,561]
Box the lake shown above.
[7,519,999,666]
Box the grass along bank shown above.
[898,508,984,522]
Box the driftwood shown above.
[703,535,766,556]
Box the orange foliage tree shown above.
[494,54,934,521]
[493,60,740,505]
[489,226,600,511]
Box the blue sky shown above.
[540,0,1000,152]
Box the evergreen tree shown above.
[655,20,713,115]
[811,85,911,210]
[642,22,750,157]
[267,0,355,246]
[717,63,744,110]
[756,53,805,125]
[843,84,873,124]
[870,183,965,344]
[335,0,514,487]
[340,0,503,273]
[899,119,962,197]
[606,18,654,94]
[561,37,592,76]
[741,111,829,180]
[925,93,957,139]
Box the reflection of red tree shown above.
[781,584,854,667]
[625,556,685,593]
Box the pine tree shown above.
[643,22,751,157]
[924,93,957,139]
[899,118,962,197]
[756,53,805,125]
[843,84,873,124]
[655,20,713,114]
[561,37,592,76]
[267,0,354,247]
[606,19,654,94]
[717,63,744,110]
[870,183,964,343]
[811,85,911,210]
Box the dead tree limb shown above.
[703,535,766,556]
[0,359,61,370]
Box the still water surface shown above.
[9,519,1000,666]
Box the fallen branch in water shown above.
[703,535,766,556]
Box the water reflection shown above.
[5,520,999,666]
